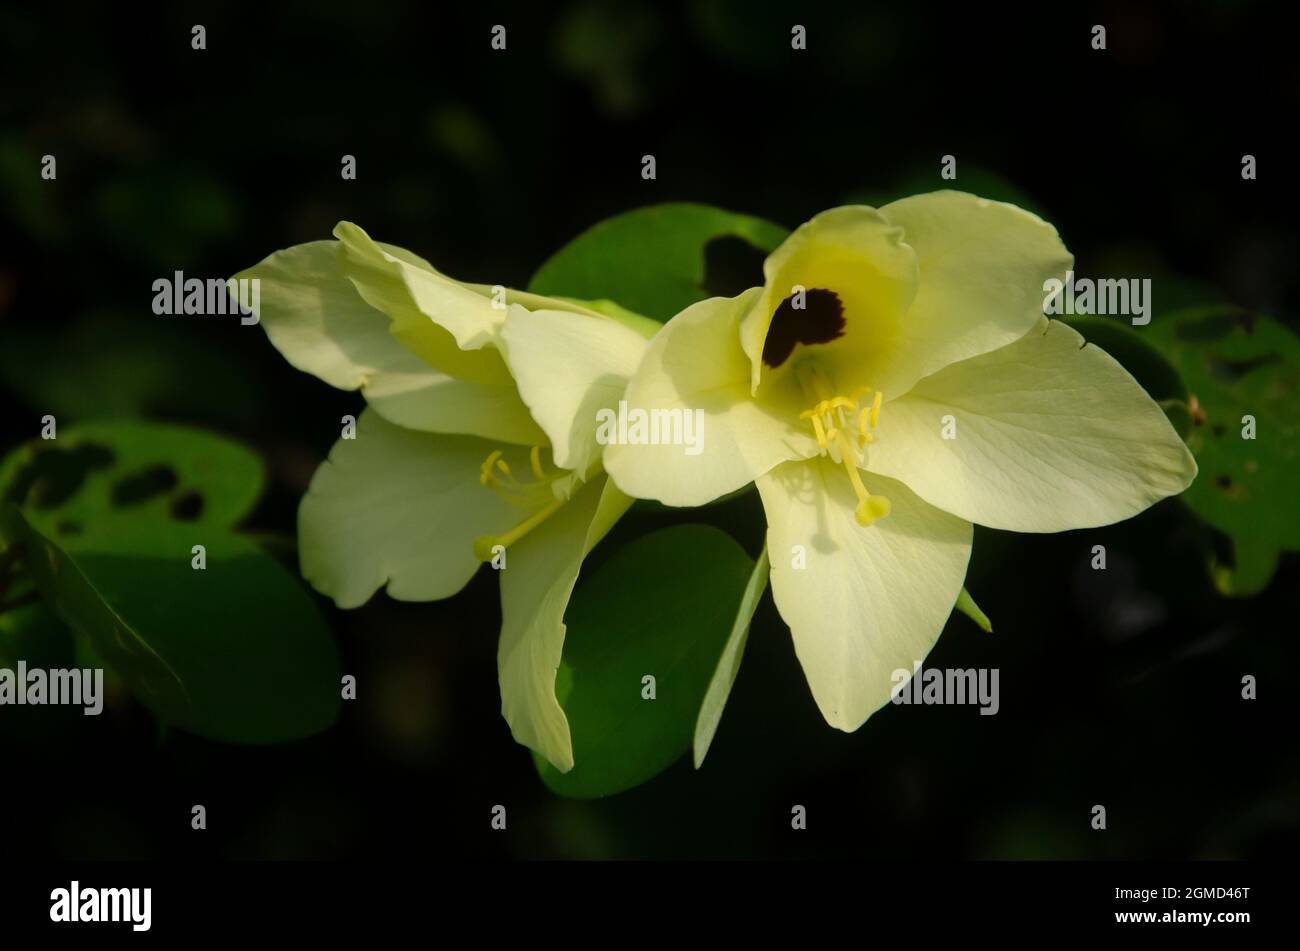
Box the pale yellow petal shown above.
[879,190,1073,397]
[865,318,1197,531]
[332,221,513,385]
[757,460,972,731]
[497,476,634,771]
[739,206,918,395]
[605,290,819,506]
[499,308,648,475]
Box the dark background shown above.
[1,0,1295,858]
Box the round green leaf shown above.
[0,600,73,673]
[528,202,789,322]
[536,524,756,797]
[0,420,265,535]
[0,600,80,742]
[11,509,341,743]
[1,421,339,742]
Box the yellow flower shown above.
[605,192,1196,730]
[238,222,654,770]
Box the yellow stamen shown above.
[800,408,829,449]
[794,362,890,527]
[474,499,565,561]
[480,449,504,486]
[820,424,888,525]
[529,445,545,480]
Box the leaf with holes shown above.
[8,509,340,742]
[0,422,341,742]
[0,420,265,537]
[535,524,756,798]
[1144,305,1300,595]
[528,203,789,322]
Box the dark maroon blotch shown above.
[762,288,845,367]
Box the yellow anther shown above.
[855,495,892,527]
[495,458,513,478]
[870,391,882,429]
[858,407,872,439]
[529,445,545,480]
[800,408,829,449]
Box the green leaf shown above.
[1,422,341,742]
[0,420,265,534]
[9,509,341,743]
[0,599,73,672]
[528,202,788,322]
[693,544,768,768]
[1210,535,1281,598]
[0,600,80,742]
[536,524,756,797]
[1145,305,1300,595]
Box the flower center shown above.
[794,361,890,527]
[473,446,574,560]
